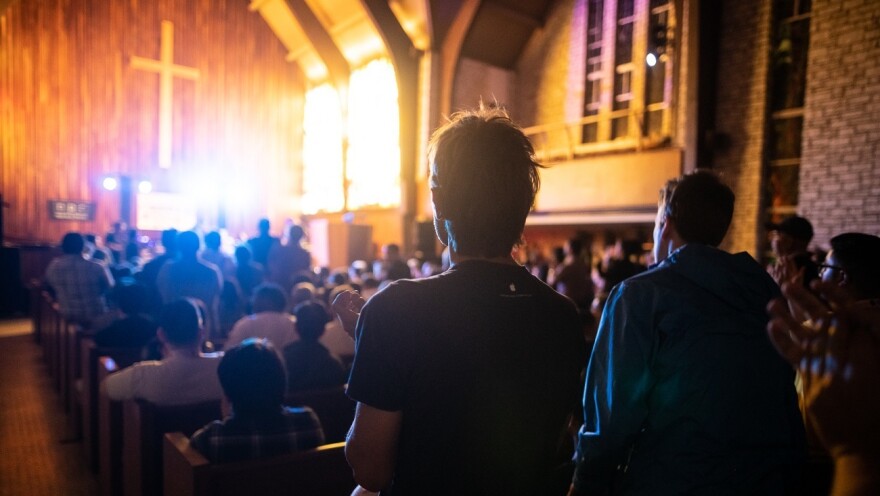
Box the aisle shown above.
[0,333,97,496]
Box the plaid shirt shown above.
[45,254,113,323]
[190,406,325,463]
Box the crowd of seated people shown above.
[36,116,879,494]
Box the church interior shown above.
[0,0,878,494]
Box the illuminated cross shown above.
[131,20,200,169]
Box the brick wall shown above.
[712,0,772,257]
[800,0,880,246]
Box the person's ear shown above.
[431,187,446,219]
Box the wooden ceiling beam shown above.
[439,0,481,119]
[285,0,350,100]
[482,0,542,29]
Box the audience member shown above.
[233,244,264,306]
[601,239,646,291]
[569,171,805,495]
[103,299,223,405]
[247,218,279,267]
[283,301,347,393]
[333,107,586,494]
[321,285,356,360]
[819,232,880,303]
[189,338,325,463]
[224,283,298,350]
[290,281,316,309]
[201,231,236,279]
[138,228,179,315]
[372,243,410,282]
[156,231,223,339]
[44,232,114,326]
[93,281,158,349]
[548,237,594,311]
[267,224,311,293]
[767,215,820,289]
[768,280,880,496]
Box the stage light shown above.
[102,176,118,191]
[138,180,152,194]
[646,52,658,67]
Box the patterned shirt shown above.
[45,254,114,323]
[189,406,325,463]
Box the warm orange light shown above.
[302,84,345,214]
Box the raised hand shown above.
[331,290,366,340]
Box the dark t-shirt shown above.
[283,340,347,393]
[347,260,586,495]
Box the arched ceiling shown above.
[252,0,553,82]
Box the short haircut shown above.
[176,231,200,257]
[234,244,252,262]
[61,232,85,255]
[251,283,288,313]
[218,339,286,414]
[288,225,305,242]
[567,238,583,256]
[258,218,271,234]
[428,106,541,257]
[204,231,221,250]
[293,300,330,341]
[160,229,178,250]
[113,281,150,315]
[158,299,203,346]
[659,171,734,247]
[829,232,880,297]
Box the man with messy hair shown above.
[334,107,586,494]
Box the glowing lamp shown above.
[102,176,118,191]
[646,52,658,67]
[138,180,153,194]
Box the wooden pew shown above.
[163,434,354,496]
[80,340,142,473]
[284,386,355,444]
[97,357,125,496]
[123,399,222,496]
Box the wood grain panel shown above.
[0,0,305,244]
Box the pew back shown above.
[123,399,222,496]
[97,357,124,496]
[163,433,354,496]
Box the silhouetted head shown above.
[176,231,200,258]
[218,338,286,416]
[257,218,271,236]
[61,232,85,255]
[160,229,178,255]
[657,171,734,247]
[234,245,252,263]
[204,231,222,251]
[251,283,288,313]
[113,281,150,316]
[293,300,330,341]
[158,299,203,348]
[288,225,305,243]
[823,232,880,300]
[428,105,541,258]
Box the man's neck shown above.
[448,250,518,268]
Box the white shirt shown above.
[103,350,223,406]
[224,312,299,350]
[320,319,355,359]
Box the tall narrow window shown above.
[577,0,673,149]
[766,0,811,224]
[301,58,401,214]
[302,84,344,214]
[582,0,605,143]
[346,59,401,210]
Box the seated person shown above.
[102,298,224,406]
[94,281,158,349]
[283,301,347,393]
[224,283,298,350]
[190,339,325,463]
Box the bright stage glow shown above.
[301,58,400,214]
[646,52,658,67]
[347,58,400,210]
[302,84,345,214]
[138,180,152,194]
[102,176,118,191]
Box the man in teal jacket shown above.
[570,171,805,495]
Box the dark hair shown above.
[251,283,288,313]
[158,299,202,346]
[160,229,178,251]
[829,232,880,298]
[288,225,305,242]
[218,339,286,414]
[124,242,140,261]
[567,238,583,256]
[258,218,271,234]
[61,232,85,255]
[659,171,734,247]
[234,244,252,262]
[176,231,200,257]
[113,282,150,315]
[204,231,221,250]
[428,106,541,257]
[293,300,329,341]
